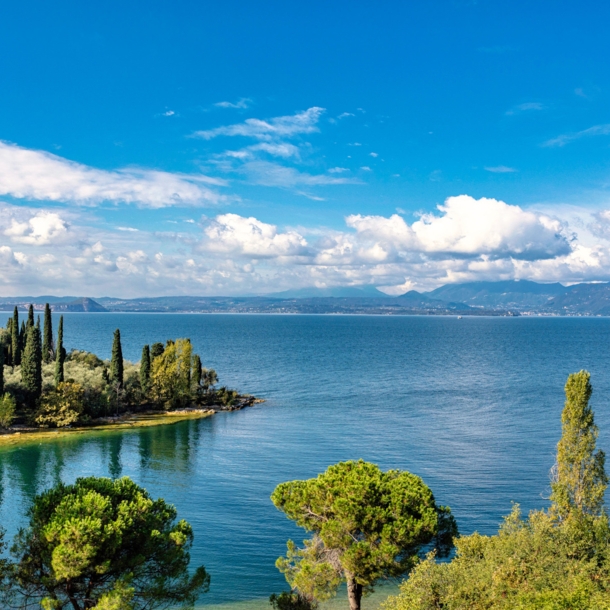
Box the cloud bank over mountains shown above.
[0,105,609,297]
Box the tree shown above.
[27,304,34,329]
[151,342,165,360]
[36,381,85,427]
[271,460,457,610]
[550,370,608,520]
[192,354,202,390]
[55,316,65,386]
[0,394,15,429]
[11,307,19,367]
[140,345,151,396]
[111,329,124,388]
[7,476,209,610]
[21,324,42,403]
[0,338,4,396]
[43,303,53,363]
[150,339,194,409]
[202,369,218,394]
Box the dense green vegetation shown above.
[0,476,208,609]
[383,370,610,609]
[0,305,246,430]
[271,460,457,610]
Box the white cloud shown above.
[240,161,356,187]
[4,211,70,245]
[369,152,378,158]
[505,102,544,115]
[328,167,349,173]
[116,226,139,232]
[201,213,309,257]
[543,124,610,147]
[484,165,517,173]
[192,107,325,141]
[215,98,252,109]
[0,141,225,208]
[345,195,570,260]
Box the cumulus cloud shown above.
[0,141,225,207]
[201,213,309,257]
[192,107,325,141]
[215,98,252,109]
[4,211,70,245]
[346,195,571,260]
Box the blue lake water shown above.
[0,314,609,607]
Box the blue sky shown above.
[1,0,610,296]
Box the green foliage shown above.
[151,339,195,409]
[0,393,16,428]
[140,344,151,396]
[26,303,34,329]
[202,368,218,393]
[550,370,608,521]
[111,329,124,387]
[55,315,65,386]
[216,386,238,407]
[271,460,457,610]
[21,324,42,402]
[385,370,610,610]
[270,591,318,610]
[151,342,165,360]
[11,307,19,366]
[36,381,86,427]
[67,349,105,369]
[42,303,53,364]
[8,476,210,609]
[192,354,202,389]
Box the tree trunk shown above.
[346,575,363,610]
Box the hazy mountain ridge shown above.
[1,280,610,315]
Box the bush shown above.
[270,592,317,610]
[36,381,86,427]
[0,393,15,428]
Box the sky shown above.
[1,0,610,297]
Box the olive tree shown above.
[6,476,209,609]
[271,460,456,610]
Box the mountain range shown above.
[1,280,610,315]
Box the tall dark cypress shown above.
[54,316,65,386]
[21,325,42,401]
[27,304,34,329]
[19,321,26,355]
[11,307,19,367]
[111,329,124,387]
[42,304,53,363]
[0,339,4,395]
[193,353,202,388]
[140,344,151,395]
[6,318,13,366]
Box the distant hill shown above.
[267,286,390,298]
[426,280,568,310]
[3,280,610,315]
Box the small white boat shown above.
[457,315,462,319]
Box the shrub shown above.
[36,381,86,427]
[0,393,15,428]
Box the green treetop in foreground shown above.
[383,370,610,610]
[271,460,457,610]
[4,476,209,610]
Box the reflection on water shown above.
[0,314,610,607]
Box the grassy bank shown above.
[0,408,215,449]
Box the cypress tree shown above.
[42,304,53,363]
[0,339,4,395]
[6,318,12,366]
[54,316,65,386]
[19,321,26,354]
[21,325,42,402]
[27,304,34,329]
[11,307,19,366]
[193,354,202,388]
[151,342,164,360]
[140,345,151,395]
[550,370,608,519]
[111,329,124,387]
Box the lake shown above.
[0,314,609,608]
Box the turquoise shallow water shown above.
[0,314,609,608]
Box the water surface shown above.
[0,314,608,607]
